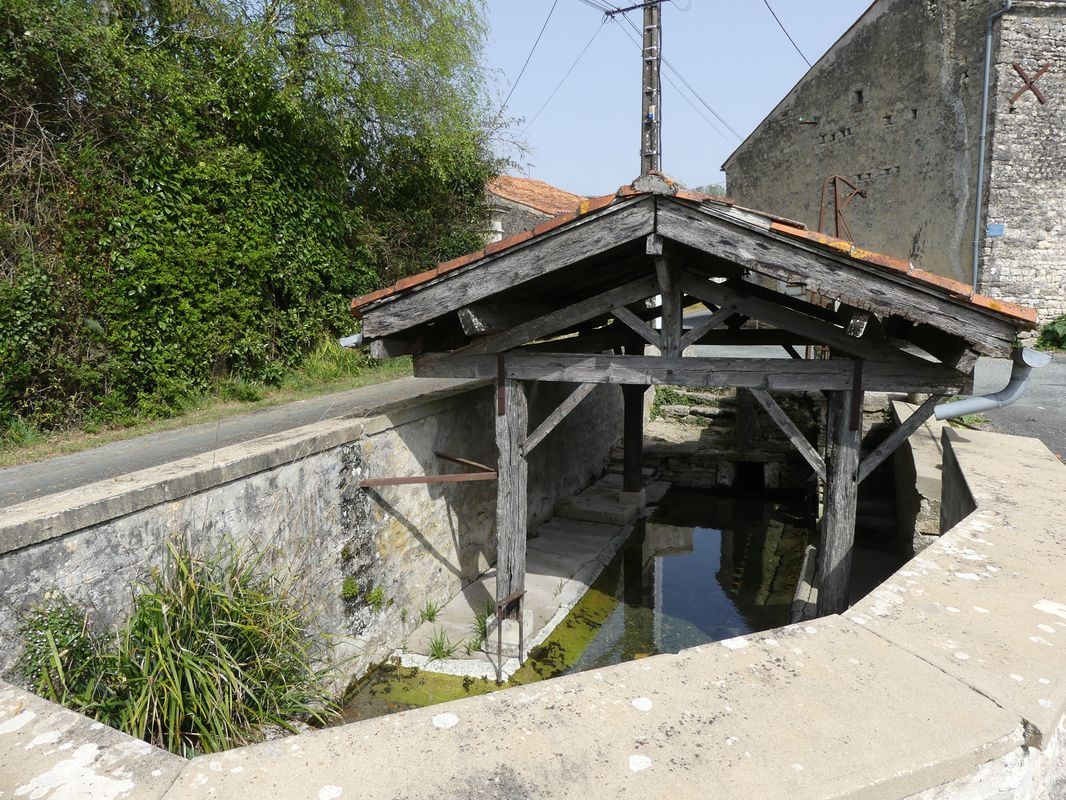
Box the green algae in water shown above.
[341,489,810,722]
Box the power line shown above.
[615,11,742,139]
[609,17,732,143]
[499,0,560,115]
[761,0,812,68]
[522,19,608,135]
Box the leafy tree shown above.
[0,0,498,429]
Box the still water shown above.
[341,488,810,721]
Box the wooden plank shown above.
[656,255,683,357]
[890,321,981,372]
[457,302,551,336]
[414,352,969,393]
[522,382,597,455]
[817,389,862,616]
[458,274,660,356]
[856,394,944,484]
[495,378,528,602]
[749,388,826,479]
[611,306,662,349]
[678,304,736,351]
[680,273,931,367]
[360,197,655,338]
[658,201,1018,357]
[688,329,816,347]
[522,325,637,355]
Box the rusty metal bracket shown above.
[1010,62,1050,107]
[818,175,867,241]
[356,451,497,487]
[494,589,526,684]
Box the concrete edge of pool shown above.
[3,426,1066,799]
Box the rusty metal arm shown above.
[356,451,497,487]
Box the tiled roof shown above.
[351,179,1038,328]
[487,175,587,216]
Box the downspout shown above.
[934,347,1051,421]
[971,0,1012,292]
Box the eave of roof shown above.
[351,179,1037,329]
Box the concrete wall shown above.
[0,380,623,681]
[981,2,1066,321]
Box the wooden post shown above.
[816,388,861,616]
[495,377,528,606]
[622,342,646,494]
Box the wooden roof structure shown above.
[350,172,1037,636]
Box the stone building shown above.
[486,175,585,243]
[723,0,1065,323]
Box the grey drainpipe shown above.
[934,347,1051,421]
[972,0,1013,292]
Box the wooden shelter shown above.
[350,173,1037,618]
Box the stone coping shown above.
[3,428,1065,797]
[0,381,486,556]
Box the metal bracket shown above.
[356,451,496,487]
[1010,62,1050,107]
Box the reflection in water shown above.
[567,488,809,673]
[341,488,811,721]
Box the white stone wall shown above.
[982,2,1066,323]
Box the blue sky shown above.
[482,0,873,195]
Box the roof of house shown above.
[352,174,1037,331]
[486,175,587,216]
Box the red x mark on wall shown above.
[1009,62,1050,108]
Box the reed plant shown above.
[18,539,338,756]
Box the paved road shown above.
[972,353,1066,458]
[0,377,476,508]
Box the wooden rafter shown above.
[749,389,826,480]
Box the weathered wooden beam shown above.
[523,382,597,455]
[360,197,655,338]
[458,302,552,337]
[655,253,683,358]
[889,320,981,372]
[416,352,968,393]
[611,306,663,349]
[496,378,528,602]
[658,200,1018,357]
[523,325,637,355]
[856,394,944,484]
[680,274,930,367]
[678,304,736,351]
[459,275,660,356]
[749,388,826,480]
[817,389,862,616]
[686,329,815,347]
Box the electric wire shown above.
[608,16,732,143]
[499,0,560,115]
[761,0,812,68]
[521,19,608,134]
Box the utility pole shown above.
[640,1,662,175]
[607,1,663,175]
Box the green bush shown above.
[18,540,338,756]
[1037,314,1066,350]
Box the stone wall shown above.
[0,381,622,681]
[723,0,992,284]
[981,1,1066,321]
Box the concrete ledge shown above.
[0,680,185,798]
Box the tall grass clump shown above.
[17,540,338,756]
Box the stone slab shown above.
[851,429,1066,747]
[0,680,185,799]
[163,615,1021,800]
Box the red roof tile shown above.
[350,185,1038,328]
[487,175,586,216]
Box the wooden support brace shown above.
[817,389,861,616]
[495,378,528,602]
[523,382,597,455]
[856,394,943,484]
[749,389,826,480]
[678,304,736,351]
[611,306,663,349]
